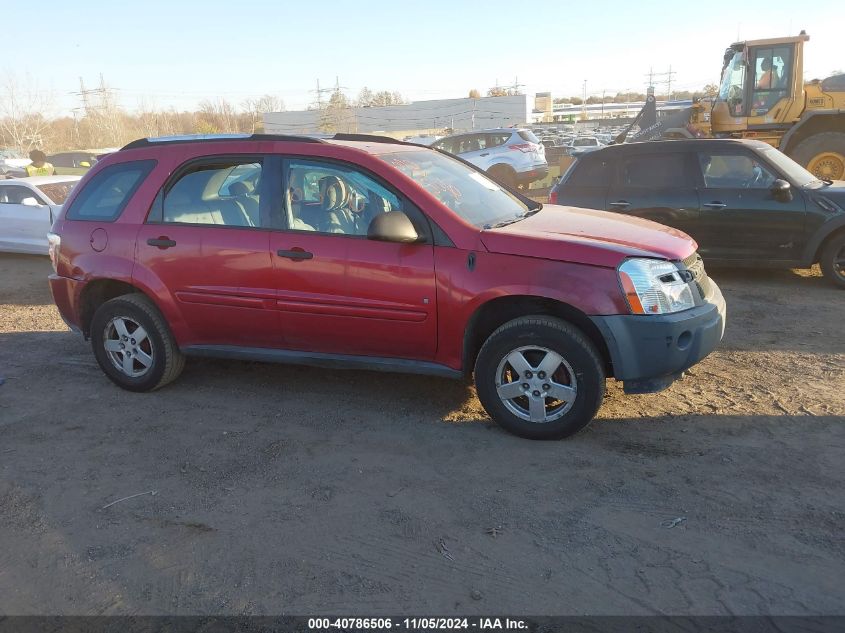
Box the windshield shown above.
[760,147,820,187]
[38,181,77,204]
[719,50,747,116]
[376,150,530,228]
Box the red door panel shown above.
[269,232,437,359]
[135,225,277,347]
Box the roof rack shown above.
[331,133,416,146]
[120,133,326,151]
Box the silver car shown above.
[0,176,80,254]
[431,128,548,188]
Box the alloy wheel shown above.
[103,316,154,378]
[495,345,578,423]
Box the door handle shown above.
[147,237,176,248]
[480,152,490,157]
[703,202,727,209]
[609,200,631,209]
[277,249,313,261]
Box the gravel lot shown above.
[0,252,843,615]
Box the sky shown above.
[3,0,842,117]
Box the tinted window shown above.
[285,159,415,237]
[566,157,609,187]
[431,139,453,153]
[65,160,155,221]
[488,133,511,148]
[698,152,776,189]
[518,130,539,143]
[619,153,688,188]
[162,160,262,228]
[454,134,486,154]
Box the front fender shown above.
[802,214,845,264]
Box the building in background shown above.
[263,95,531,138]
[542,99,694,123]
[533,92,553,123]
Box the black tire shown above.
[819,231,845,289]
[488,164,517,189]
[474,316,605,440]
[789,131,845,181]
[90,294,185,392]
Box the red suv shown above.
[48,134,726,439]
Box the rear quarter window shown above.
[65,160,156,222]
[565,157,610,187]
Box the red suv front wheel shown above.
[474,316,605,439]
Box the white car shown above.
[0,176,81,254]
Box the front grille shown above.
[681,251,712,299]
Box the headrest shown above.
[228,181,250,196]
[319,175,348,211]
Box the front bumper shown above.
[590,280,726,393]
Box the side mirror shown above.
[79,161,91,168]
[21,196,41,207]
[367,211,421,244]
[771,178,792,201]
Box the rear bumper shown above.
[49,274,85,334]
[591,280,726,393]
[517,165,549,183]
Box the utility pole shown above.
[645,67,676,100]
[581,79,587,121]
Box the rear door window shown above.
[618,153,690,188]
[65,160,156,221]
[159,159,263,228]
[488,133,512,148]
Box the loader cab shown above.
[711,32,808,135]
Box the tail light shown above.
[507,143,537,153]
[47,232,61,273]
[549,191,558,204]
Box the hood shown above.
[480,205,697,268]
[810,180,845,208]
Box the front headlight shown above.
[618,258,695,315]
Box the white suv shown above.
[431,129,548,188]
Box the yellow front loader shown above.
[709,31,845,179]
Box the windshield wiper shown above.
[484,213,527,229]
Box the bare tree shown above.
[0,72,55,152]
[197,98,240,133]
[242,95,285,132]
[357,87,374,107]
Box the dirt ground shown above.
[0,252,843,616]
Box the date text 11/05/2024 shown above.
[308,617,529,630]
